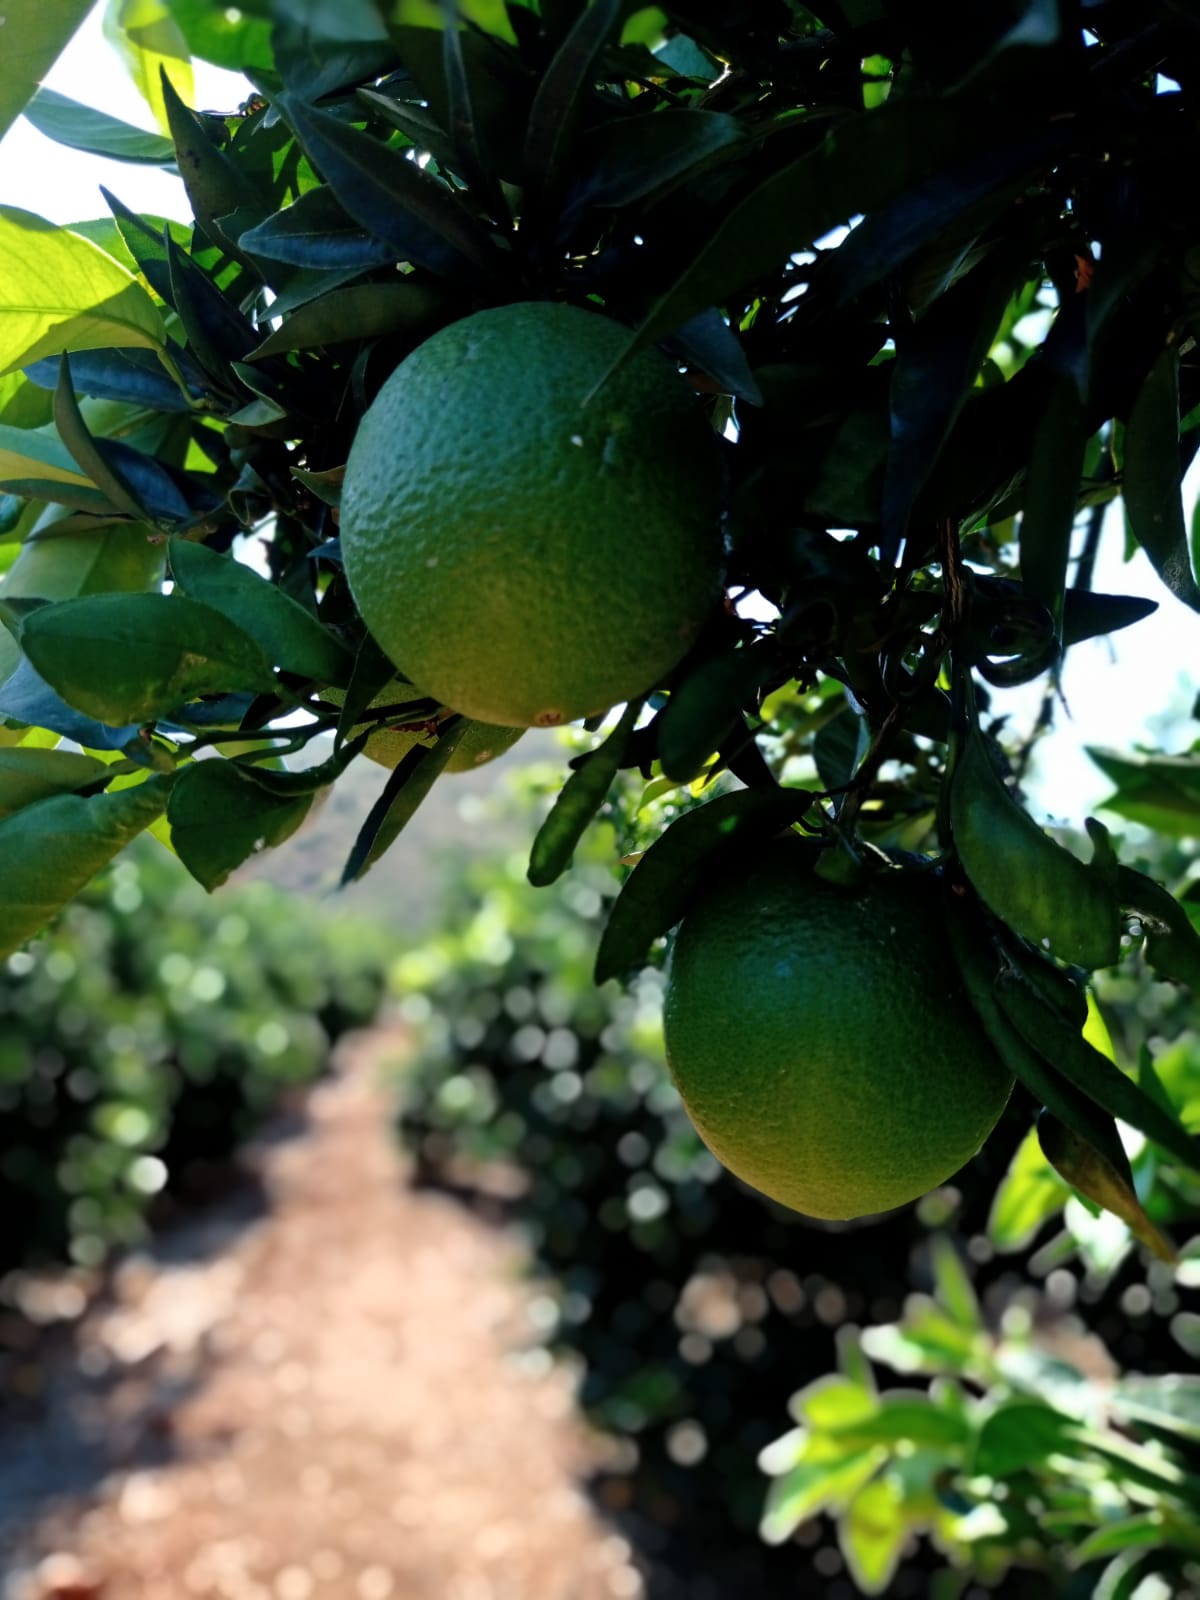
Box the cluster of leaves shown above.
[761,1241,1200,1599]
[0,838,387,1274]
[1,1,1199,1229]
[395,789,1198,1597]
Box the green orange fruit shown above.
[663,845,1012,1220]
[339,301,724,729]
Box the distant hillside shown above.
[237,730,565,942]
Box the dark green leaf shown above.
[239,186,399,270]
[266,266,377,318]
[54,355,148,522]
[522,0,622,240]
[950,690,1121,968]
[578,108,743,208]
[973,1400,1079,1477]
[357,88,464,185]
[440,8,507,210]
[385,23,529,183]
[159,69,263,260]
[333,636,399,750]
[946,890,1139,1201]
[831,145,1051,308]
[21,593,277,724]
[658,645,772,783]
[164,234,254,385]
[168,538,353,685]
[24,87,176,165]
[273,17,394,103]
[997,968,1200,1174]
[626,100,999,358]
[168,758,313,890]
[278,92,506,284]
[249,282,450,359]
[340,716,469,883]
[883,252,1017,562]
[652,31,718,81]
[25,346,205,412]
[528,700,641,888]
[1116,864,1200,992]
[98,440,201,526]
[0,776,171,959]
[1124,345,1200,614]
[1089,748,1200,839]
[1020,375,1087,641]
[1060,590,1157,648]
[595,788,814,984]
[0,746,110,817]
[0,495,25,536]
[813,704,869,793]
[664,310,763,407]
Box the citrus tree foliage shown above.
[1,2,1200,1229]
[760,1246,1200,1598]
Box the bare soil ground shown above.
[0,1032,643,1600]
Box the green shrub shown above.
[762,1239,1200,1598]
[0,840,387,1272]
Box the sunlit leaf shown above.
[841,1473,908,1595]
[760,1443,887,1545]
[0,207,166,376]
[23,87,176,164]
[0,0,94,144]
[0,774,171,959]
[988,1128,1070,1252]
[103,0,194,137]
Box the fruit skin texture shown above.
[325,684,522,773]
[339,301,724,729]
[663,846,1013,1221]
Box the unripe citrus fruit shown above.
[339,301,724,729]
[663,846,1012,1220]
[324,684,522,773]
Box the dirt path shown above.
[1,1033,643,1600]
